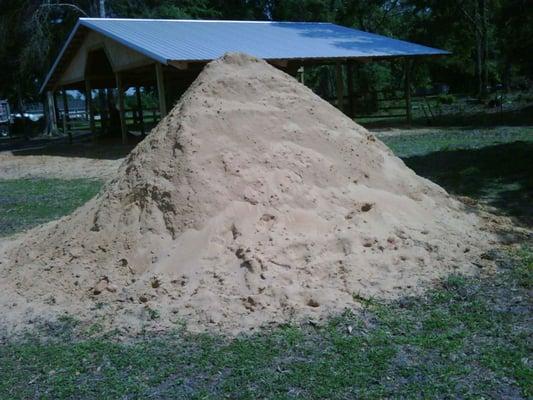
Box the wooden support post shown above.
[405,60,412,125]
[115,72,128,144]
[135,86,145,135]
[155,63,167,118]
[52,92,60,128]
[98,89,108,133]
[46,91,58,135]
[61,107,67,138]
[84,90,89,121]
[346,62,355,118]
[85,80,96,140]
[335,62,344,113]
[298,66,305,84]
[61,89,72,144]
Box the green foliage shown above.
[123,87,159,111]
[436,94,456,105]
[513,247,533,289]
[111,0,223,19]
[1,0,532,110]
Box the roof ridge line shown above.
[79,18,333,24]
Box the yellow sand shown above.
[0,54,495,334]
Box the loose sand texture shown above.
[0,53,497,335]
[0,149,123,180]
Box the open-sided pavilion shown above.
[40,18,448,143]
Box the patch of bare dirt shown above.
[0,146,125,180]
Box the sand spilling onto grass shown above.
[0,53,496,335]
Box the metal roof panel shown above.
[40,18,449,93]
[79,18,448,62]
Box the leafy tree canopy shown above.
[0,0,531,109]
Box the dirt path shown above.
[0,143,128,180]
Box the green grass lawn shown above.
[379,127,533,227]
[1,249,531,399]
[0,178,103,237]
[0,127,531,399]
[378,126,533,158]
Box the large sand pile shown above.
[0,53,495,334]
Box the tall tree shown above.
[1,0,531,110]
[99,0,106,17]
[454,0,491,95]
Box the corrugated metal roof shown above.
[81,18,448,62]
[41,18,448,93]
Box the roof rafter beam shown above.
[169,61,189,70]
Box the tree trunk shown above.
[479,0,489,96]
[503,58,511,92]
[469,0,485,97]
[99,0,106,17]
[475,29,482,96]
[16,83,27,137]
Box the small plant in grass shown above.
[513,247,533,289]
[436,94,456,105]
[442,274,468,290]
[352,292,377,307]
[147,307,160,320]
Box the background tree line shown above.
[0,0,531,114]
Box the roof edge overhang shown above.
[79,18,168,64]
[39,19,170,94]
[171,52,450,66]
[79,17,335,24]
[40,18,450,94]
[40,20,83,94]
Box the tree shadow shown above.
[3,134,140,160]
[403,141,533,227]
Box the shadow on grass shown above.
[403,141,533,227]
[1,132,143,160]
[9,138,138,160]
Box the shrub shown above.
[436,94,456,105]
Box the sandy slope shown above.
[0,54,496,335]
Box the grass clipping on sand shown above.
[0,53,496,334]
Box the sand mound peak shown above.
[0,53,494,334]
